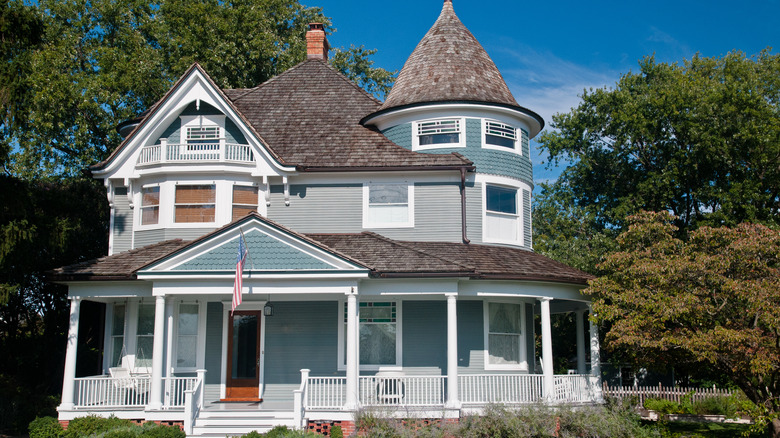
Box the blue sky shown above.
[310,0,780,185]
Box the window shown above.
[486,302,526,369]
[185,125,220,152]
[414,119,463,149]
[176,303,199,369]
[484,184,520,243]
[135,304,155,369]
[140,186,160,225]
[484,120,518,150]
[175,185,216,223]
[109,304,125,368]
[232,185,258,220]
[364,183,414,228]
[343,302,399,367]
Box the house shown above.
[52,1,601,435]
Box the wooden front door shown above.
[225,310,262,400]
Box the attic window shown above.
[414,118,463,149]
[186,126,220,141]
[484,120,518,150]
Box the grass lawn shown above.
[652,421,769,437]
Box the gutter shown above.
[297,164,475,173]
[460,167,470,244]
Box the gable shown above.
[92,64,295,181]
[137,215,369,278]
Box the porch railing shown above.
[359,375,446,407]
[459,374,544,404]
[183,371,205,436]
[137,142,254,165]
[73,374,199,409]
[305,375,346,409]
[74,375,151,408]
[553,374,596,403]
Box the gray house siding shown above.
[457,300,484,373]
[403,301,447,374]
[267,183,462,242]
[111,187,133,254]
[203,302,223,402]
[264,301,339,385]
[465,183,483,245]
[134,228,215,249]
[523,189,532,250]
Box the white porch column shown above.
[344,290,359,410]
[576,309,586,374]
[59,297,82,410]
[540,297,554,401]
[445,294,460,409]
[588,304,603,401]
[148,295,166,410]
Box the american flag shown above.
[232,234,248,313]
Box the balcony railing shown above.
[73,375,197,409]
[138,141,254,165]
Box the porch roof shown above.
[51,223,592,285]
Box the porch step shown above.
[191,410,297,437]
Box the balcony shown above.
[138,140,255,165]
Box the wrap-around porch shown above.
[59,292,603,435]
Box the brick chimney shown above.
[306,23,329,61]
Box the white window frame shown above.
[173,183,217,225]
[139,185,161,226]
[482,119,520,154]
[482,182,522,245]
[171,301,207,373]
[180,115,225,153]
[337,300,403,372]
[362,182,415,229]
[483,301,528,371]
[412,118,465,150]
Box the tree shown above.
[4,0,395,179]
[534,50,780,271]
[587,211,780,436]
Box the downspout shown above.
[460,167,470,244]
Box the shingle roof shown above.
[224,60,471,170]
[377,0,519,112]
[49,239,190,281]
[50,227,592,286]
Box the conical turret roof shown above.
[379,0,519,112]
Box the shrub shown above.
[137,422,185,438]
[64,415,134,438]
[329,425,343,438]
[242,431,264,438]
[29,416,64,438]
[644,398,683,414]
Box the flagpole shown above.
[239,227,255,270]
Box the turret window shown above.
[483,119,520,153]
[484,184,521,244]
[413,118,464,150]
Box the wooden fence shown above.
[603,383,736,405]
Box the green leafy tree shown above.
[587,211,780,436]
[4,0,394,179]
[534,50,780,271]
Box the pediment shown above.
[138,215,368,277]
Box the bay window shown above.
[140,186,160,225]
[175,184,216,223]
[232,185,258,220]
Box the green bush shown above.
[29,416,64,438]
[137,422,185,438]
[63,416,134,438]
[644,398,683,414]
[329,425,343,438]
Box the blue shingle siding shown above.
[521,128,530,157]
[152,101,247,145]
[523,189,532,249]
[175,230,333,271]
[264,301,340,384]
[383,119,533,183]
[403,301,447,372]
[381,124,412,149]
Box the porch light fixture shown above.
[264,302,274,317]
